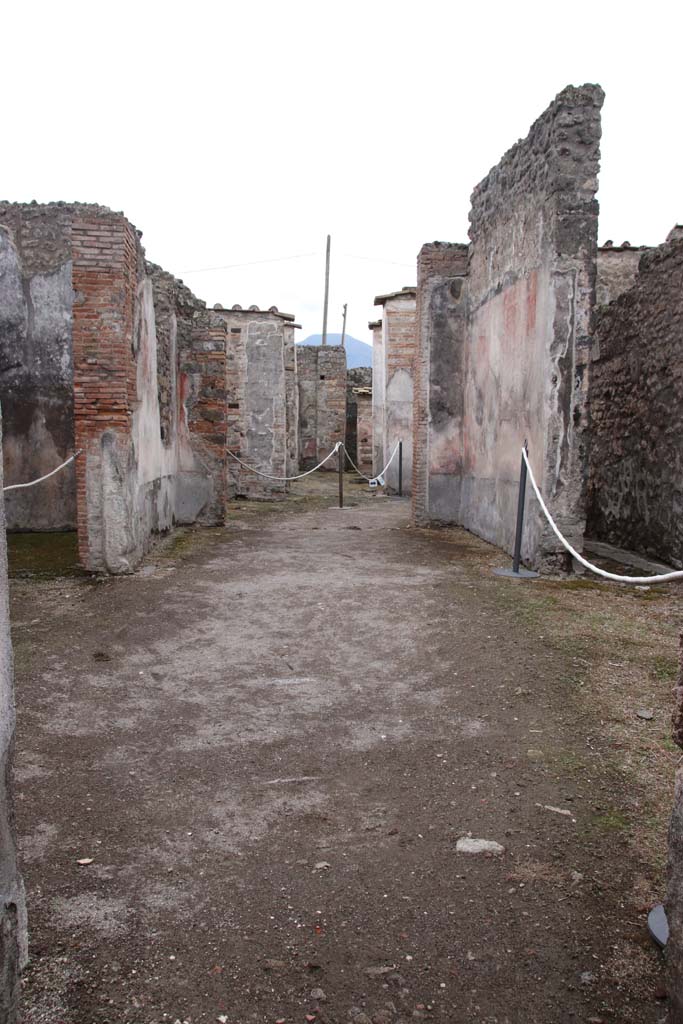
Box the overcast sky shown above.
[4,0,681,345]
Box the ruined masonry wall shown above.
[72,209,224,573]
[587,236,683,565]
[596,246,650,306]
[370,322,384,476]
[345,367,372,466]
[379,294,416,494]
[297,346,346,471]
[0,204,76,530]
[356,393,373,471]
[412,243,469,525]
[0,412,27,1023]
[145,265,224,526]
[461,83,603,569]
[215,309,289,499]
[284,325,299,478]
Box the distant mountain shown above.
[298,334,372,370]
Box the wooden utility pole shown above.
[322,234,330,345]
[341,303,347,347]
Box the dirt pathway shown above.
[10,479,677,1023]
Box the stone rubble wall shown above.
[297,346,347,471]
[587,235,683,565]
[0,410,27,1024]
[596,245,651,306]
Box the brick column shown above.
[72,213,138,571]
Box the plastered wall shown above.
[374,290,416,493]
[0,204,76,530]
[0,410,27,1023]
[411,85,603,570]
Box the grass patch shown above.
[591,808,630,832]
[652,654,679,682]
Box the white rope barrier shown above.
[371,441,401,486]
[3,450,82,493]
[522,447,683,585]
[226,442,342,482]
[343,447,372,483]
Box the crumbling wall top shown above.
[469,83,603,291]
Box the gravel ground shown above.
[8,476,679,1024]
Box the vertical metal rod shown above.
[341,303,347,347]
[322,234,331,346]
[338,443,344,509]
[512,441,528,574]
[398,440,403,497]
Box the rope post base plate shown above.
[493,567,540,580]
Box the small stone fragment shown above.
[263,959,287,972]
[311,987,326,1002]
[536,803,573,818]
[636,709,654,720]
[314,861,331,871]
[365,966,394,979]
[456,837,505,855]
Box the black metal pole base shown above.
[493,566,540,579]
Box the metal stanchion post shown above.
[398,441,403,497]
[494,440,539,579]
[338,443,344,509]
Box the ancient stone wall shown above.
[355,391,373,471]
[668,635,683,1019]
[0,203,76,530]
[283,324,300,477]
[374,289,416,493]
[412,243,469,525]
[214,307,291,499]
[587,235,683,565]
[345,367,372,466]
[0,411,27,1023]
[297,345,346,471]
[146,265,225,526]
[596,244,650,306]
[369,320,384,475]
[456,84,602,569]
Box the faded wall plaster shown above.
[0,411,28,1023]
[370,321,384,476]
[374,292,416,493]
[452,84,602,569]
[412,243,470,525]
[0,214,75,531]
[216,308,291,499]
